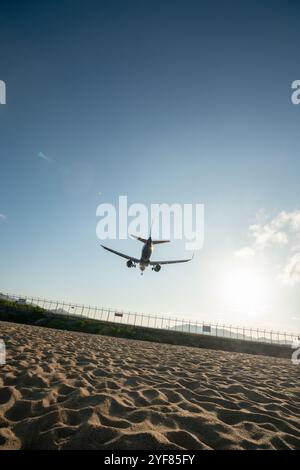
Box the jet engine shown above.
[127,259,134,268]
[153,264,161,272]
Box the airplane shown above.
[100,234,193,274]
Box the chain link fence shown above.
[1,292,299,346]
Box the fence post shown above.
[98,308,102,320]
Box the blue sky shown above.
[1,0,300,333]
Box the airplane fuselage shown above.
[140,238,153,271]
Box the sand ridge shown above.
[0,321,300,450]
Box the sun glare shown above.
[220,264,271,319]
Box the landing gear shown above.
[140,265,146,275]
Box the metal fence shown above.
[1,292,299,346]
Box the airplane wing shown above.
[100,244,140,263]
[150,257,193,266]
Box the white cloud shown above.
[279,253,300,286]
[249,213,292,249]
[0,213,7,222]
[37,151,53,162]
[235,209,300,286]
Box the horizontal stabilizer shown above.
[130,234,148,243]
[152,239,170,244]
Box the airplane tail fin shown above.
[130,234,148,243]
[148,218,170,244]
[149,220,170,244]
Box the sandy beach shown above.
[0,320,300,450]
